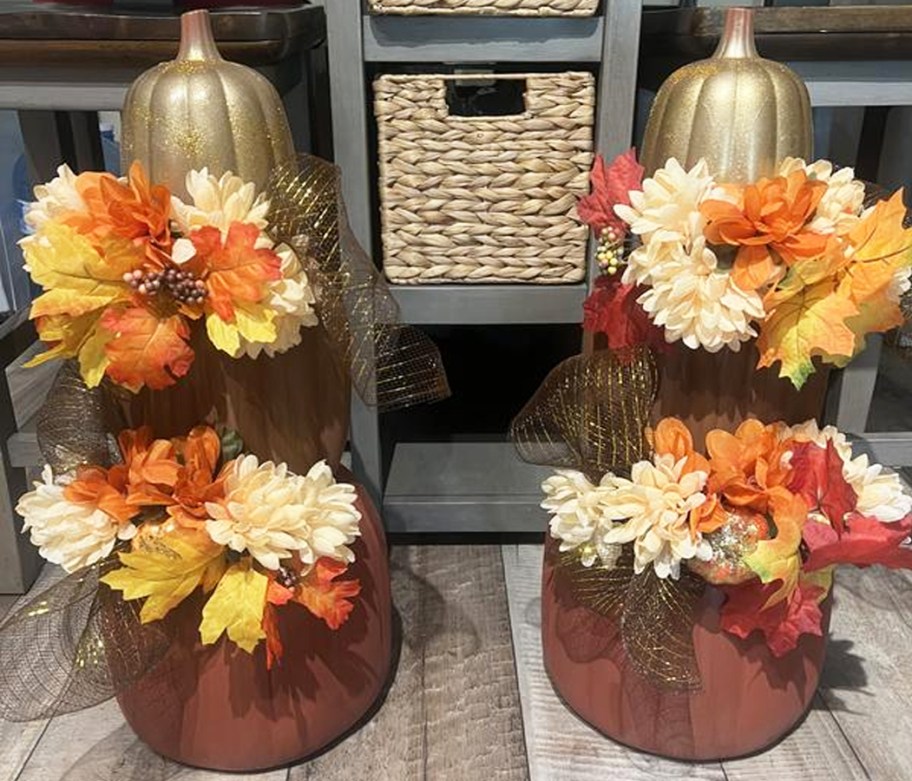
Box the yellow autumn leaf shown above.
[101,528,227,623]
[744,489,807,608]
[205,304,276,357]
[758,278,859,389]
[25,223,136,318]
[199,558,268,653]
[77,322,112,387]
[25,310,113,387]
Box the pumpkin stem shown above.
[713,7,758,60]
[177,10,224,62]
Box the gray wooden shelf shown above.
[391,283,587,325]
[383,442,550,532]
[363,14,604,63]
[319,0,641,527]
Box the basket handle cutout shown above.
[444,77,527,118]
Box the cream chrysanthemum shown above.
[16,466,136,573]
[629,237,764,352]
[171,168,270,237]
[779,158,865,236]
[205,457,361,571]
[237,244,318,359]
[602,455,712,579]
[615,158,714,243]
[617,159,764,353]
[23,164,86,234]
[541,470,629,567]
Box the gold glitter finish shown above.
[120,10,295,200]
[688,507,768,586]
[640,7,812,182]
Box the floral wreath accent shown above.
[16,425,361,666]
[543,417,912,657]
[579,152,912,388]
[21,163,317,392]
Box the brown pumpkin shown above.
[640,7,811,182]
[120,9,295,200]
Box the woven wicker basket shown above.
[375,72,595,284]
[368,0,598,17]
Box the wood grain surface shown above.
[291,545,528,781]
[2,545,911,780]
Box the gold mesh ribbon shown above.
[0,363,174,721]
[267,155,449,411]
[36,361,123,474]
[514,345,705,689]
[0,558,172,721]
[511,346,657,479]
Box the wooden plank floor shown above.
[1,544,910,780]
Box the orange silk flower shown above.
[705,419,793,513]
[67,161,172,267]
[651,418,726,535]
[700,170,829,292]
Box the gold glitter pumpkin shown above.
[120,9,295,200]
[640,7,811,182]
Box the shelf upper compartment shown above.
[390,283,587,325]
[363,15,604,63]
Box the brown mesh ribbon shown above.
[267,155,449,411]
[512,344,707,689]
[0,363,174,721]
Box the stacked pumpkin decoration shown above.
[534,7,856,760]
[7,10,402,773]
[116,12,389,771]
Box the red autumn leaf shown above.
[190,222,282,321]
[786,440,857,533]
[101,306,194,391]
[294,557,361,630]
[803,512,912,572]
[582,274,666,354]
[720,576,828,657]
[262,603,283,670]
[577,149,644,236]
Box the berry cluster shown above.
[595,226,624,276]
[275,566,299,590]
[123,267,208,305]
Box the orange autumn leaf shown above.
[294,557,361,630]
[64,465,134,524]
[262,603,284,670]
[839,191,912,350]
[757,278,859,389]
[743,487,808,608]
[189,223,282,322]
[101,306,194,391]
